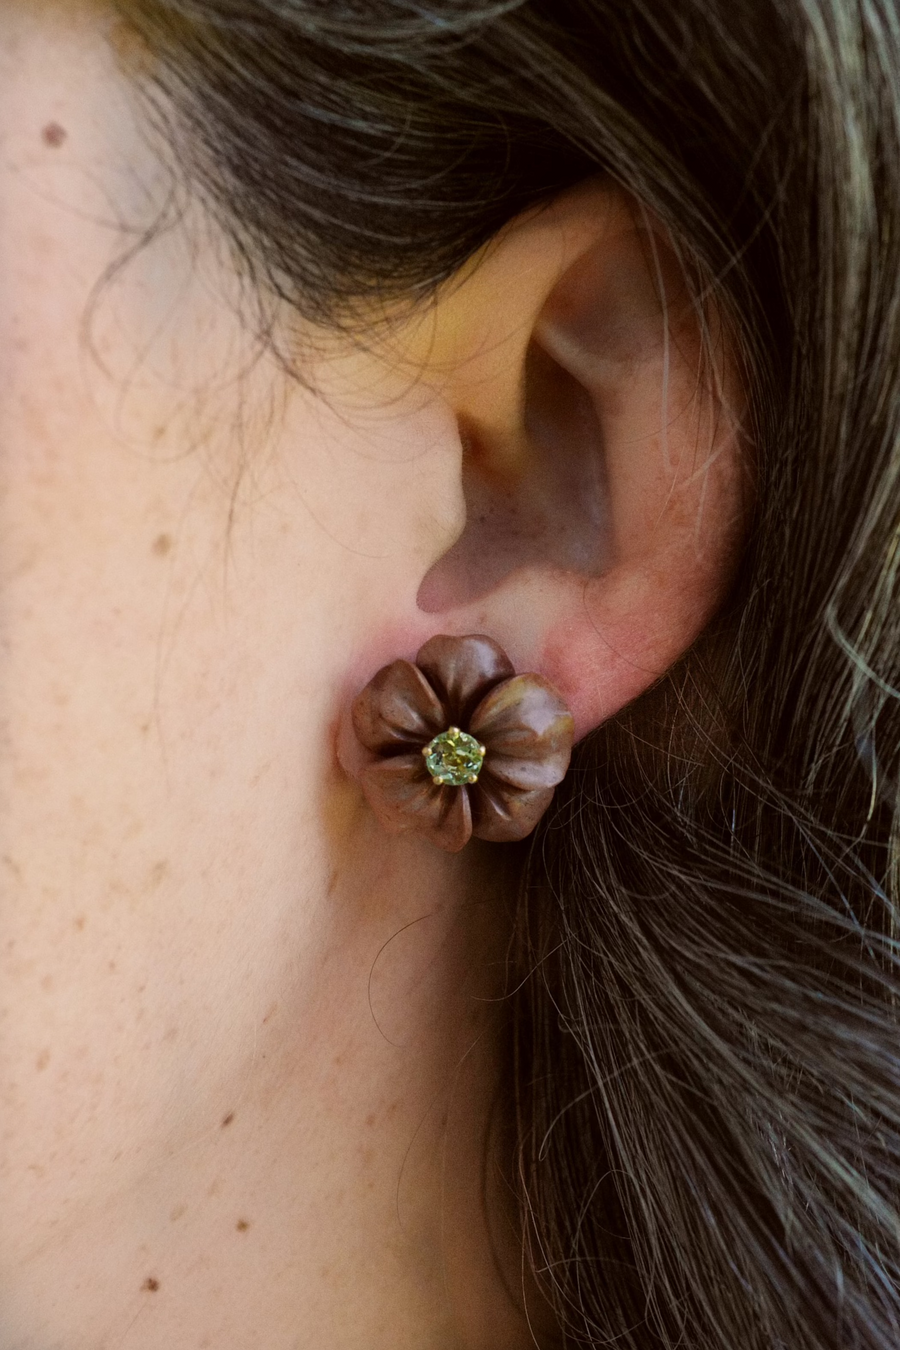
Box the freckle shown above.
[221,1112,234,1128]
[365,1112,376,1128]
[73,915,86,932]
[162,1025,179,1042]
[207,1179,221,1197]
[149,860,169,889]
[40,974,54,992]
[236,1218,250,1232]
[41,122,67,148]
[152,533,173,557]
[108,960,117,973]
[35,1049,50,1072]
[170,1204,186,1222]
[142,1277,160,1292]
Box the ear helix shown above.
[350,634,574,853]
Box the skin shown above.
[0,4,749,1348]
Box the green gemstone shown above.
[422,726,486,787]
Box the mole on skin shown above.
[41,122,67,148]
[142,1277,160,1293]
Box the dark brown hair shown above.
[118,2,900,1345]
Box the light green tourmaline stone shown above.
[422,726,486,786]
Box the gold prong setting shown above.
[422,726,487,787]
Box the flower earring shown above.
[351,634,575,853]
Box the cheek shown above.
[0,5,464,1254]
[0,387,233,1226]
[0,313,460,1269]
[0,332,351,1260]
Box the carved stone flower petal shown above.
[470,774,556,844]
[350,634,574,852]
[360,756,473,852]
[470,675,574,791]
[430,783,473,853]
[352,659,445,755]
[415,634,514,727]
[359,754,434,824]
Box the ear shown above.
[386,179,751,740]
[342,179,749,751]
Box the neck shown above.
[4,812,544,1350]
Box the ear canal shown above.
[416,337,610,613]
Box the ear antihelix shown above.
[349,634,574,853]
